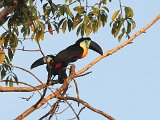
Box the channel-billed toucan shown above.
[31,37,103,83]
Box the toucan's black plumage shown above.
[31,37,103,83]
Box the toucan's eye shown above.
[84,40,88,44]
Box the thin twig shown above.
[65,101,80,120]
[75,71,92,78]
[69,106,85,120]
[61,96,115,120]
[3,63,43,84]
[73,79,80,106]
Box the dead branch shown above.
[60,96,115,120]
[65,100,80,120]
[39,100,60,120]
[73,79,80,106]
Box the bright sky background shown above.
[0,0,160,120]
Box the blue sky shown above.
[0,0,160,120]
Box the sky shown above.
[0,0,160,120]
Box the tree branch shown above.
[0,80,59,92]
[60,96,115,120]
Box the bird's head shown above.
[31,55,55,69]
[76,37,103,55]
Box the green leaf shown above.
[111,18,124,37]
[83,15,89,24]
[13,73,18,85]
[1,68,6,80]
[112,10,120,21]
[118,28,125,42]
[85,24,91,36]
[31,33,35,40]
[54,24,59,33]
[80,24,84,36]
[58,18,66,28]
[73,6,85,14]
[102,6,109,12]
[62,20,67,33]
[76,24,81,36]
[127,21,131,34]
[5,76,9,86]
[125,7,134,18]
[48,22,53,35]
[9,79,13,87]
[92,21,98,33]
[68,19,73,32]
[0,49,5,64]
[101,13,108,26]
[8,48,13,61]
[98,14,102,27]
[66,6,73,18]
[73,15,82,28]
[130,19,136,29]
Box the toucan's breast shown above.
[80,42,89,58]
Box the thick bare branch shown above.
[0,80,59,92]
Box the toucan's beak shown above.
[89,41,103,55]
[31,57,45,69]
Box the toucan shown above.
[31,37,103,83]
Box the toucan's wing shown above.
[54,44,83,64]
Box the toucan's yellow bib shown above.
[80,42,89,58]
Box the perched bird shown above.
[31,37,103,83]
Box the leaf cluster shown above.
[111,7,136,42]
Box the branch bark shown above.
[0,80,59,92]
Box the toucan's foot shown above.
[49,79,59,85]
